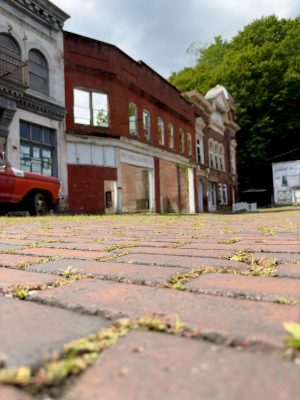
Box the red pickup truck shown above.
[0,152,61,215]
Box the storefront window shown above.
[20,121,56,176]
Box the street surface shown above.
[0,208,300,399]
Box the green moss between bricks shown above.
[104,243,136,252]
[0,315,185,392]
[95,251,129,262]
[168,255,278,291]
[218,237,242,244]
[283,322,300,349]
[5,268,94,300]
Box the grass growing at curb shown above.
[0,315,185,393]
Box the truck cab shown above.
[0,152,61,215]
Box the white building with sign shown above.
[272,160,300,205]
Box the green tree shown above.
[170,16,300,197]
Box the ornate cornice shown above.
[0,82,24,99]
[17,93,66,120]
[0,96,17,139]
[7,0,70,31]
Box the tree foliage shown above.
[169,16,300,194]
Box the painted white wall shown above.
[0,3,65,104]
[188,167,196,213]
[272,160,300,205]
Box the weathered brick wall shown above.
[64,32,195,162]
[178,165,190,213]
[68,165,117,213]
[159,160,189,213]
[121,163,149,212]
[159,159,179,213]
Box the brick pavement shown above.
[0,209,299,399]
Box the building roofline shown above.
[63,30,191,107]
[6,0,70,30]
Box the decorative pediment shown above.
[7,0,70,31]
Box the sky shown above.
[51,0,300,79]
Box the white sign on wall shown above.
[67,143,116,167]
[120,149,154,169]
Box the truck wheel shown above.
[30,192,49,216]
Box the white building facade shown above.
[272,160,300,205]
[0,0,69,209]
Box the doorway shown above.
[197,179,204,212]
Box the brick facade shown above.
[64,31,197,214]
[68,164,117,213]
[63,32,239,214]
[0,3,239,215]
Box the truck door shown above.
[0,154,14,201]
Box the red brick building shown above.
[64,31,197,214]
[63,31,239,214]
[186,88,239,212]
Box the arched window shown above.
[214,143,219,170]
[28,49,49,95]
[219,144,225,171]
[0,34,20,56]
[0,34,22,84]
[168,123,174,149]
[187,132,192,156]
[209,140,214,168]
[158,117,165,145]
[129,102,138,135]
[179,128,185,153]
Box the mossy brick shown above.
[64,331,300,400]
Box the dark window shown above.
[0,34,23,85]
[20,121,56,176]
[105,191,113,208]
[0,34,20,56]
[32,125,41,142]
[43,128,52,145]
[28,50,49,95]
[282,176,288,186]
[20,122,30,140]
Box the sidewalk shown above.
[0,209,300,399]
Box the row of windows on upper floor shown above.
[73,88,235,171]
[0,33,49,95]
[74,88,193,157]
[208,139,226,172]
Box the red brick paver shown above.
[186,273,300,301]
[0,268,57,290]
[1,210,300,399]
[16,247,107,260]
[27,259,184,286]
[0,386,33,400]
[30,279,300,349]
[0,296,109,368]
[64,331,300,400]
[0,254,42,268]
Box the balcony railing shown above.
[0,53,27,87]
